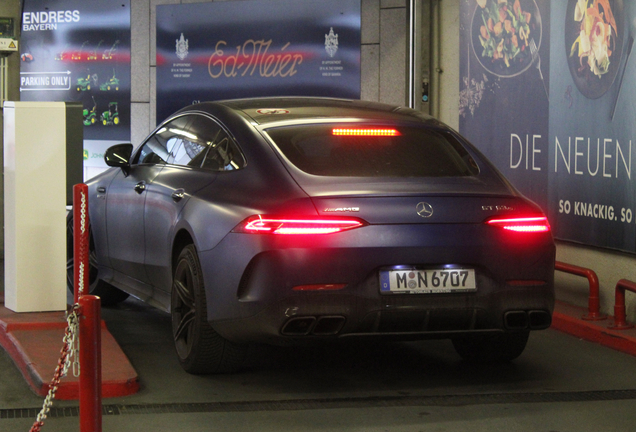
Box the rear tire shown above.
[452,331,529,363]
[66,212,129,306]
[171,244,246,374]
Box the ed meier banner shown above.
[156,0,361,123]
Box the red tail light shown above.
[236,215,367,235]
[486,216,551,233]
[332,128,400,136]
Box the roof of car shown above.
[198,97,442,126]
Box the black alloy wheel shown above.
[171,244,246,374]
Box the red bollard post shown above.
[75,183,102,432]
[79,295,102,432]
[554,261,606,321]
[73,184,90,304]
[609,279,636,330]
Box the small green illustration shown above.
[76,72,91,91]
[100,70,120,91]
[87,40,103,61]
[101,102,119,126]
[83,96,97,126]
[102,40,119,60]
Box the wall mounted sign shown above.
[156,0,361,123]
[459,0,636,253]
[19,0,131,177]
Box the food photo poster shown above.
[460,0,636,253]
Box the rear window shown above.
[264,124,479,177]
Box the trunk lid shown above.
[311,194,541,225]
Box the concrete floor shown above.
[2,293,636,431]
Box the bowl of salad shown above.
[565,0,624,99]
[471,0,542,78]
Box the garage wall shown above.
[130,0,412,145]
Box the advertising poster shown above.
[460,0,551,214]
[19,0,131,179]
[460,0,636,253]
[156,0,361,123]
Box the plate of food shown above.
[471,0,542,78]
[565,0,624,99]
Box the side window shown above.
[201,129,246,171]
[185,115,246,171]
[134,115,192,165]
[167,115,219,168]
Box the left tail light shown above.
[486,216,551,233]
[234,215,367,235]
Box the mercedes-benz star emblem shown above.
[416,202,434,218]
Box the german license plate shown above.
[380,268,477,294]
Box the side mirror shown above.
[104,143,133,169]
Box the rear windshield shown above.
[264,124,479,178]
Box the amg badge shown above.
[324,207,360,213]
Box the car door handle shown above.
[134,182,146,194]
[171,188,186,202]
[96,186,107,200]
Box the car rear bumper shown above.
[199,224,555,344]
[212,278,554,345]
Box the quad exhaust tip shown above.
[504,310,551,330]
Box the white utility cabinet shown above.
[3,101,82,312]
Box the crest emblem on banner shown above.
[325,27,338,58]
[176,33,189,60]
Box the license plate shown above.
[380,268,477,294]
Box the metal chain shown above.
[29,305,80,432]
[80,190,87,236]
[78,190,88,297]
[78,256,86,297]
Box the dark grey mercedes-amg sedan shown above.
[67,97,555,374]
